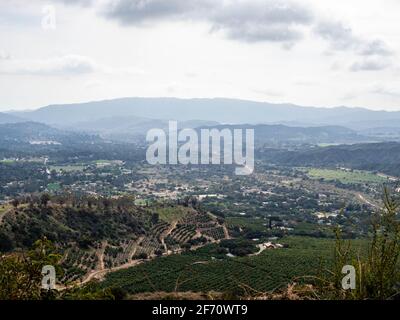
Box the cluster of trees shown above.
[0,238,61,299]
[0,194,150,252]
[219,239,258,257]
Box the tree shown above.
[102,198,111,210]
[11,199,19,209]
[0,232,13,252]
[0,237,61,300]
[151,212,159,225]
[40,193,51,207]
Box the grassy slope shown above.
[157,206,195,223]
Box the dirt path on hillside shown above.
[57,257,145,291]
[160,221,177,253]
[356,193,380,209]
[96,241,107,271]
[222,224,230,239]
[81,259,144,285]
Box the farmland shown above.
[157,206,194,223]
[306,168,387,184]
[47,183,61,192]
[226,217,269,232]
[99,237,339,294]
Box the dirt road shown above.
[357,193,380,209]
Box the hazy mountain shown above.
[0,117,372,146]
[62,116,219,142]
[11,97,400,129]
[65,117,371,144]
[0,112,25,124]
[0,122,101,145]
[359,127,400,139]
[197,124,371,146]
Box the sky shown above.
[1,0,400,111]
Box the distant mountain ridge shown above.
[63,116,220,142]
[0,112,25,124]
[197,124,370,146]
[0,119,376,146]
[9,97,400,130]
[0,122,101,145]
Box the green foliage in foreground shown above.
[319,187,400,300]
[0,237,124,300]
[0,238,61,300]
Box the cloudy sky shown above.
[1,0,400,111]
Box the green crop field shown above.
[156,206,193,223]
[307,168,387,184]
[0,159,15,164]
[47,183,61,192]
[226,217,269,232]
[99,237,346,294]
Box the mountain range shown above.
[0,112,25,124]
[1,97,400,143]
[5,97,400,129]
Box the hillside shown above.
[260,142,400,176]
[6,108,377,144]
[0,197,228,285]
[65,117,219,142]
[0,112,25,124]
[0,122,101,146]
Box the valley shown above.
[0,99,400,300]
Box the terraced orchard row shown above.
[60,207,229,284]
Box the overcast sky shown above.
[1,0,400,111]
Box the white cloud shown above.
[314,20,392,57]
[1,0,400,111]
[358,40,392,56]
[0,50,11,60]
[314,20,356,51]
[350,59,390,72]
[103,0,314,46]
[210,0,313,44]
[0,54,143,77]
[0,54,99,76]
[51,0,94,6]
[371,85,400,98]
